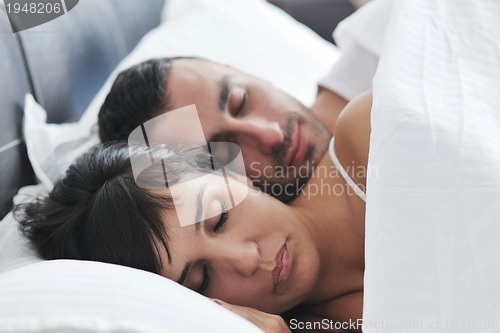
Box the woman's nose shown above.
[233,119,284,155]
[215,241,260,277]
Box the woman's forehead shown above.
[167,171,248,228]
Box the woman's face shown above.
[158,172,320,314]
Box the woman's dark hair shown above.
[15,142,213,274]
[98,56,202,143]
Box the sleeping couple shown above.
[17,57,374,333]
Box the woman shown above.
[17,91,372,333]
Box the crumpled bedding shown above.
[365,0,500,332]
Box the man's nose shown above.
[214,241,260,277]
[234,119,283,154]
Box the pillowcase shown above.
[0,184,46,274]
[24,95,100,190]
[24,0,339,190]
[0,260,262,333]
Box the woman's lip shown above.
[273,242,291,290]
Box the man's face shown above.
[165,59,331,202]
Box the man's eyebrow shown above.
[194,183,208,231]
[176,261,192,285]
[218,75,232,112]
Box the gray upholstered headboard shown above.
[0,0,165,219]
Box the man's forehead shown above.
[172,58,238,78]
[167,60,235,113]
[168,60,226,100]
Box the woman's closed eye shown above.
[230,88,248,117]
[196,264,210,293]
[213,201,229,233]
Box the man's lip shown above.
[272,242,291,290]
[291,126,307,167]
[286,125,306,167]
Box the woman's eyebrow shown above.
[176,183,208,286]
[195,183,209,230]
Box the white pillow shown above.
[23,95,100,190]
[24,0,339,190]
[0,260,262,333]
[0,184,46,274]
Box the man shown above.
[98,57,368,203]
[98,1,387,203]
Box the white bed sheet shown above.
[365,0,500,332]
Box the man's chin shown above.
[256,176,310,203]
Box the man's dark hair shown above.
[98,56,202,143]
[98,58,172,143]
[15,142,213,274]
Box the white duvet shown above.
[365,0,500,332]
